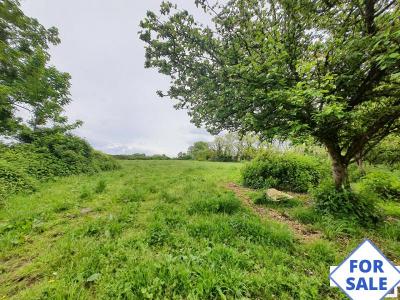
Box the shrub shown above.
[92,151,120,171]
[357,169,400,201]
[242,150,328,192]
[0,160,37,200]
[312,181,382,226]
[0,134,120,200]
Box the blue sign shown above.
[330,239,400,300]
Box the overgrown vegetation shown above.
[0,133,119,201]
[365,134,400,169]
[312,181,382,226]
[241,143,399,225]
[356,169,400,201]
[242,150,328,192]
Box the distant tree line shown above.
[178,133,266,162]
[113,153,171,160]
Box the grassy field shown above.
[1,160,399,299]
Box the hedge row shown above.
[0,134,119,201]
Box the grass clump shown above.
[188,192,241,215]
[253,193,273,205]
[290,206,322,225]
[303,240,337,264]
[147,223,171,247]
[79,186,92,199]
[188,214,293,248]
[119,187,145,203]
[94,180,107,194]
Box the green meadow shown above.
[1,160,399,299]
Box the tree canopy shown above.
[0,0,73,137]
[140,0,400,188]
[188,141,212,161]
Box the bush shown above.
[242,150,328,192]
[92,151,121,171]
[0,134,120,200]
[312,181,382,226]
[0,160,37,200]
[357,169,400,201]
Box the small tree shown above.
[140,0,400,189]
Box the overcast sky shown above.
[20,0,214,156]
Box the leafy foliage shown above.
[365,134,400,168]
[357,169,400,201]
[242,150,328,192]
[209,132,264,161]
[0,159,36,200]
[176,151,192,160]
[140,0,400,188]
[0,135,119,201]
[187,141,212,161]
[312,181,382,226]
[0,0,74,136]
[183,133,266,162]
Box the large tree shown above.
[0,0,72,137]
[140,0,400,189]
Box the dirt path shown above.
[225,182,322,243]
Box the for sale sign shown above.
[330,239,400,300]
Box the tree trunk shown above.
[326,144,350,190]
[331,158,349,190]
